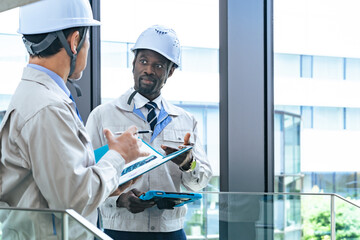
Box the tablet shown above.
[139,190,202,209]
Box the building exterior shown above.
[274,0,360,200]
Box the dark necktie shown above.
[69,94,83,123]
[145,102,157,131]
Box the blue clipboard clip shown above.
[139,190,202,209]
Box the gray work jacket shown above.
[0,67,125,239]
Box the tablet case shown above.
[139,190,202,209]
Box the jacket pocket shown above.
[162,129,195,147]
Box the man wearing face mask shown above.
[0,0,148,239]
[86,25,213,240]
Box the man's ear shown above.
[164,67,175,84]
[132,57,137,73]
[68,31,80,54]
[167,66,175,78]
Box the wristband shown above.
[180,158,196,172]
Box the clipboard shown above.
[139,190,202,209]
[94,139,192,186]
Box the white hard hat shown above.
[132,25,181,67]
[18,0,100,34]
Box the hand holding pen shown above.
[115,130,153,135]
[104,125,149,164]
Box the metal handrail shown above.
[65,209,112,240]
[274,173,305,177]
[3,192,358,212]
[197,191,360,208]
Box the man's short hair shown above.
[23,27,87,58]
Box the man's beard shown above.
[137,84,155,95]
[137,78,156,95]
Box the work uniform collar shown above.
[114,88,182,142]
[27,64,71,97]
[22,66,73,105]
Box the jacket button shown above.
[151,226,155,230]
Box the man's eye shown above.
[140,59,147,64]
[156,64,164,69]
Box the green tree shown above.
[302,195,360,239]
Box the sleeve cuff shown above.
[102,149,126,178]
[183,159,200,178]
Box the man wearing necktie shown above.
[86,25,213,240]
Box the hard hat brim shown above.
[18,19,101,35]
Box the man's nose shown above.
[144,64,155,75]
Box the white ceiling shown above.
[0,0,40,13]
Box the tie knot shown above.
[145,102,157,110]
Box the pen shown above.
[115,130,153,135]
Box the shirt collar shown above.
[27,64,70,97]
[132,87,163,110]
[114,88,180,116]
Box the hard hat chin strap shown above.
[56,28,88,78]
[56,30,77,77]
[56,27,89,97]
[23,33,57,56]
[127,90,138,105]
[67,80,82,97]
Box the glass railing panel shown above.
[0,207,111,240]
[334,196,360,239]
[184,192,336,240]
[185,193,219,239]
[0,208,65,239]
[2,193,359,239]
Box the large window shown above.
[0,8,28,122]
[100,1,219,238]
[100,0,219,181]
[274,0,360,201]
